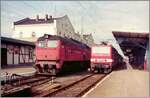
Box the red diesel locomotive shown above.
[90,44,123,73]
[34,34,91,75]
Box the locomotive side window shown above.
[47,40,58,48]
[38,41,46,48]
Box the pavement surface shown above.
[84,69,149,97]
[1,66,36,81]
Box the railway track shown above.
[2,72,108,97]
[1,74,52,97]
[33,73,106,97]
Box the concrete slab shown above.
[84,70,149,97]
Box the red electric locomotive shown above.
[90,44,123,73]
[34,34,91,75]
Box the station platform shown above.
[83,70,149,97]
[1,66,36,81]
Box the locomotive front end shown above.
[90,45,113,73]
[34,35,61,75]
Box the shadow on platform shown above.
[113,63,127,71]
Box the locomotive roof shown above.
[38,34,90,49]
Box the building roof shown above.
[14,15,66,25]
[112,31,149,39]
[83,34,92,38]
[1,36,35,46]
[14,18,54,25]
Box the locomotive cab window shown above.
[92,47,110,55]
[38,41,46,48]
[47,40,58,48]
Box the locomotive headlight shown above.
[91,58,95,62]
[106,59,113,62]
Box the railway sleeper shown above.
[2,85,31,97]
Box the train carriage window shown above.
[38,41,46,48]
[47,40,58,48]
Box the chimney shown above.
[45,14,48,21]
[49,15,52,20]
[36,15,39,21]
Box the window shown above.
[47,40,58,48]
[32,32,36,37]
[92,46,110,54]
[38,41,46,48]
[14,46,19,54]
[29,48,34,59]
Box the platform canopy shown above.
[112,31,149,46]
[112,31,149,70]
[112,31,149,39]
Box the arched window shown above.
[32,32,36,37]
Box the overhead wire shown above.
[77,2,97,33]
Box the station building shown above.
[12,14,76,42]
[12,14,94,47]
[1,37,35,68]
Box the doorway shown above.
[1,48,7,68]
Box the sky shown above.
[1,1,149,56]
